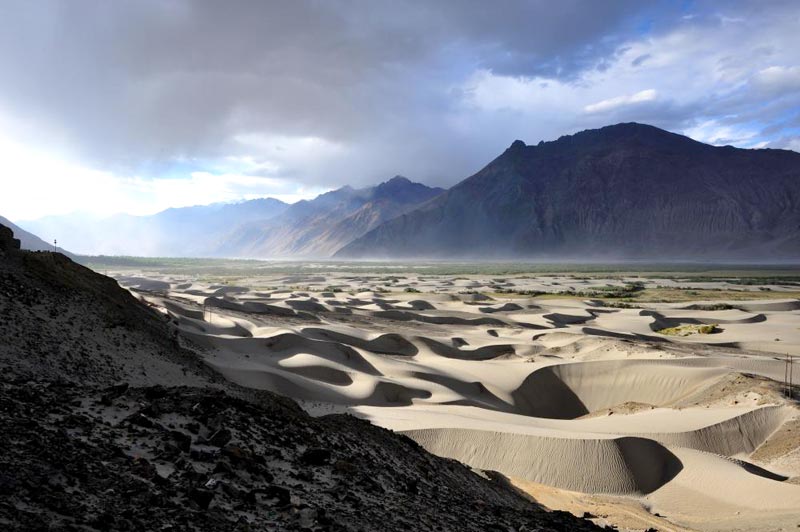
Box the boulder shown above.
[0,223,21,253]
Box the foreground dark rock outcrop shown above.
[0,214,74,257]
[0,222,21,253]
[337,123,800,260]
[1,382,604,531]
[0,224,602,531]
[0,230,214,387]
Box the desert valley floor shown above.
[102,261,800,532]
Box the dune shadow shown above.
[543,312,596,328]
[206,296,294,316]
[373,310,507,327]
[479,303,524,314]
[281,364,354,386]
[418,337,516,361]
[617,437,684,494]
[581,326,670,343]
[510,367,589,419]
[285,299,328,312]
[373,381,432,405]
[301,327,418,356]
[263,333,383,376]
[411,371,511,411]
[731,458,789,482]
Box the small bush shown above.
[657,323,720,336]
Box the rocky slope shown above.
[0,381,609,532]
[0,235,213,387]
[218,176,444,257]
[0,224,602,531]
[338,123,800,260]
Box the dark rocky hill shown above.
[337,123,800,260]
[0,227,213,386]
[0,224,602,531]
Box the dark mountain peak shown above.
[551,122,706,152]
[599,121,663,133]
[488,123,710,173]
[386,175,412,184]
[501,140,528,157]
[375,175,424,191]
[371,176,444,203]
[572,122,670,137]
[338,122,800,260]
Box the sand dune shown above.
[301,327,418,356]
[373,309,509,326]
[407,428,683,494]
[109,270,800,532]
[646,447,800,530]
[418,337,517,361]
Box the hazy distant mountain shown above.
[337,123,800,261]
[0,215,75,257]
[218,176,444,257]
[22,198,289,256]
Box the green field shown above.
[79,255,800,279]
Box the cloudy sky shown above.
[1,0,799,221]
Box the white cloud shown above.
[0,133,325,222]
[776,136,800,152]
[682,119,759,146]
[584,89,657,113]
[456,11,800,150]
[754,65,800,93]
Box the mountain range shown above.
[338,123,800,260]
[216,176,443,257]
[16,176,442,258]
[11,123,800,260]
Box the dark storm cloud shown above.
[0,0,797,193]
[0,0,671,184]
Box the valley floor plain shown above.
[86,257,800,532]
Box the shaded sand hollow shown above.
[113,270,800,532]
